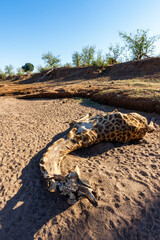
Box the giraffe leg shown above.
[69,113,92,125]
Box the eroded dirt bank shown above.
[0,57,160,114]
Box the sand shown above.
[0,97,160,240]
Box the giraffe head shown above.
[49,166,98,206]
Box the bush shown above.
[22,63,34,73]
[106,57,117,65]
[92,50,106,67]
[37,65,49,73]
[4,65,14,76]
[17,68,24,76]
[63,63,72,68]
[0,70,7,80]
[106,43,124,63]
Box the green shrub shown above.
[22,63,34,73]
[17,68,24,76]
[4,65,14,76]
[63,63,72,68]
[37,65,49,73]
[0,70,7,80]
[92,50,106,67]
[106,57,117,65]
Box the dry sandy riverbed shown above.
[0,97,160,240]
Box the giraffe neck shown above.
[40,137,82,177]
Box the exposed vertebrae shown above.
[40,109,155,206]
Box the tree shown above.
[42,52,61,68]
[63,63,72,68]
[81,45,96,65]
[17,67,24,75]
[119,29,160,60]
[22,63,34,73]
[106,43,124,63]
[5,65,14,76]
[72,51,82,67]
[0,69,7,79]
[37,65,48,73]
[92,50,106,67]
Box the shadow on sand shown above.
[0,120,140,240]
[0,129,74,240]
[0,106,159,239]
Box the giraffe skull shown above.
[55,167,98,206]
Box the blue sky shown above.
[0,0,160,72]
